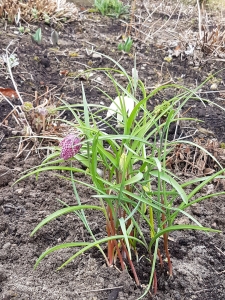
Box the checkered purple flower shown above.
[59,134,82,160]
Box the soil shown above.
[0,1,225,300]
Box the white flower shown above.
[106,96,135,124]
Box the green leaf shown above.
[32,28,42,44]
[119,217,132,259]
[30,205,104,237]
[34,242,89,269]
[123,172,143,185]
[15,165,87,185]
[149,225,221,249]
[58,235,145,270]
[150,170,188,204]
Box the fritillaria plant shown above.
[17,54,224,298]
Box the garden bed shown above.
[0,1,225,299]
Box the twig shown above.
[0,133,5,144]
[78,285,123,294]
[0,92,21,126]
[196,0,203,40]
[216,270,225,274]
[173,110,180,141]
[126,0,136,37]
[4,40,23,105]
[193,288,212,294]
[215,246,225,257]
[148,2,180,38]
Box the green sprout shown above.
[118,36,133,53]
[153,100,171,117]
[43,13,50,24]
[32,8,38,19]
[22,102,34,112]
[19,26,25,33]
[220,142,225,149]
[32,28,42,45]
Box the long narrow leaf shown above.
[150,170,188,204]
[119,217,132,259]
[58,235,145,270]
[31,205,104,237]
[149,225,220,249]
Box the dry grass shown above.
[0,0,78,23]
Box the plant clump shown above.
[17,54,225,298]
[118,36,133,53]
[94,0,129,18]
[0,0,78,23]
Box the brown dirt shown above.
[0,1,225,299]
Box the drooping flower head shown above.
[37,107,48,116]
[59,134,82,160]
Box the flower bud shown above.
[22,102,33,112]
[59,134,82,160]
[119,152,127,172]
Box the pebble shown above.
[210,83,218,90]
[3,242,11,250]
[92,53,102,59]
[191,245,207,255]
[174,216,190,225]
[0,250,8,260]
[0,222,6,232]
[3,207,12,214]
[15,188,24,195]
[107,288,120,300]
[0,165,12,186]
[2,291,17,299]
[0,266,7,282]
[211,222,217,228]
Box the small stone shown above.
[210,83,218,90]
[0,222,6,232]
[92,53,102,59]
[14,167,23,172]
[211,222,217,228]
[0,266,7,282]
[2,153,15,163]
[15,188,24,195]
[3,207,11,214]
[11,131,20,135]
[174,216,190,225]
[0,165,11,186]
[2,291,17,299]
[3,242,11,250]
[0,250,8,260]
[40,58,50,68]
